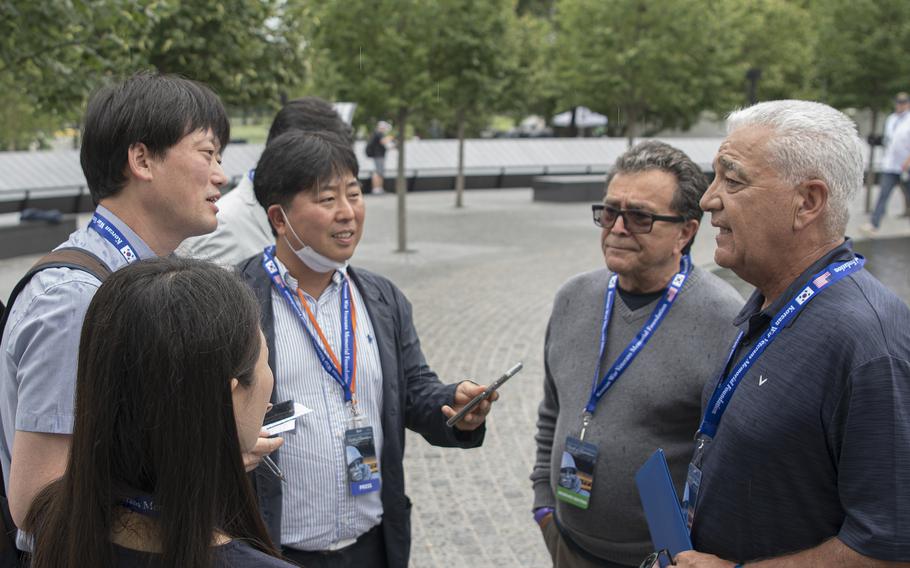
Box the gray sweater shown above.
[532,265,743,565]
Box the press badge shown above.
[344,425,381,495]
[555,436,598,509]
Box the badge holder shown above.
[344,403,381,495]
[556,413,598,509]
[682,435,709,528]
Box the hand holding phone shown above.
[445,362,522,428]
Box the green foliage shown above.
[812,0,910,112]
[552,0,730,140]
[0,0,304,147]
[145,0,305,109]
[305,0,437,129]
[719,0,817,105]
[426,0,514,132]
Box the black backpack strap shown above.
[0,247,112,559]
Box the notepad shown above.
[635,449,692,566]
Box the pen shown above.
[262,455,287,483]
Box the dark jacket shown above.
[238,256,485,568]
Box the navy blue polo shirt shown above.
[691,239,910,562]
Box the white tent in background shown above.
[552,106,608,128]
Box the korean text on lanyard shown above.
[261,246,359,415]
[683,255,866,527]
[88,211,140,264]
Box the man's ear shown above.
[266,204,287,236]
[677,218,699,255]
[793,179,828,231]
[126,142,155,182]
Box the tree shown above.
[144,0,305,109]
[307,0,438,252]
[427,0,515,207]
[0,0,304,149]
[551,0,728,145]
[811,0,910,200]
[719,0,817,106]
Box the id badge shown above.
[555,436,598,509]
[344,425,381,495]
[683,435,709,528]
[683,463,701,529]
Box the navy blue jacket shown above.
[238,256,485,568]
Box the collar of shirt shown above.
[272,256,348,301]
[733,238,855,337]
[92,204,156,261]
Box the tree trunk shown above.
[865,108,879,213]
[455,108,466,208]
[396,108,409,253]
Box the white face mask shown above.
[279,207,348,273]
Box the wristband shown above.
[533,506,554,525]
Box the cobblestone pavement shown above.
[1,185,908,568]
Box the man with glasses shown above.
[531,141,742,567]
[674,101,910,567]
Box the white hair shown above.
[726,100,864,236]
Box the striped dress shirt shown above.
[270,258,384,550]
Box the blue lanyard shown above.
[261,246,355,402]
[585,255,692,415]
[698,255,865,439]
[88,211,140,264]
[120,495,158,517]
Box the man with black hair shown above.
[238,130,497,568]
[0,73,282,549]
[179,96,354,266]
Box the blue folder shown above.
[635,449,693,565]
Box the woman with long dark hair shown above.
[23,258,293,567]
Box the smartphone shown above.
[446,362,522,427]
[264,400,295,427]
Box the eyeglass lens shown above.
[603,206,653,232]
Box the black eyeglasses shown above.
[592,204,686,234]
[638,548,676,568]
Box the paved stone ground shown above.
[1,185,908,568]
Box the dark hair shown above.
[266,96,353,146]
[604,140,708,253]
[254,130,360,213]
[81,71,230,203]
[24,258,277,568]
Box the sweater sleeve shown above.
[531,316,559,510]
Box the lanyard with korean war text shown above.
[261,246,381,495]
[88,211,140,264]
[682,255,865,528]
[556,255,692,510]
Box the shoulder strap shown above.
[0,247,112,345]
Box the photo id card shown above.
[556,436,598,509]
[344,426,381,495]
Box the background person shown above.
[531,141,742,567]
[365,120,393,194]
[23,258,293,568]
[238,130,497,568]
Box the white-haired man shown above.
[675,100,910,567]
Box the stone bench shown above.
[532,174,605,203]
